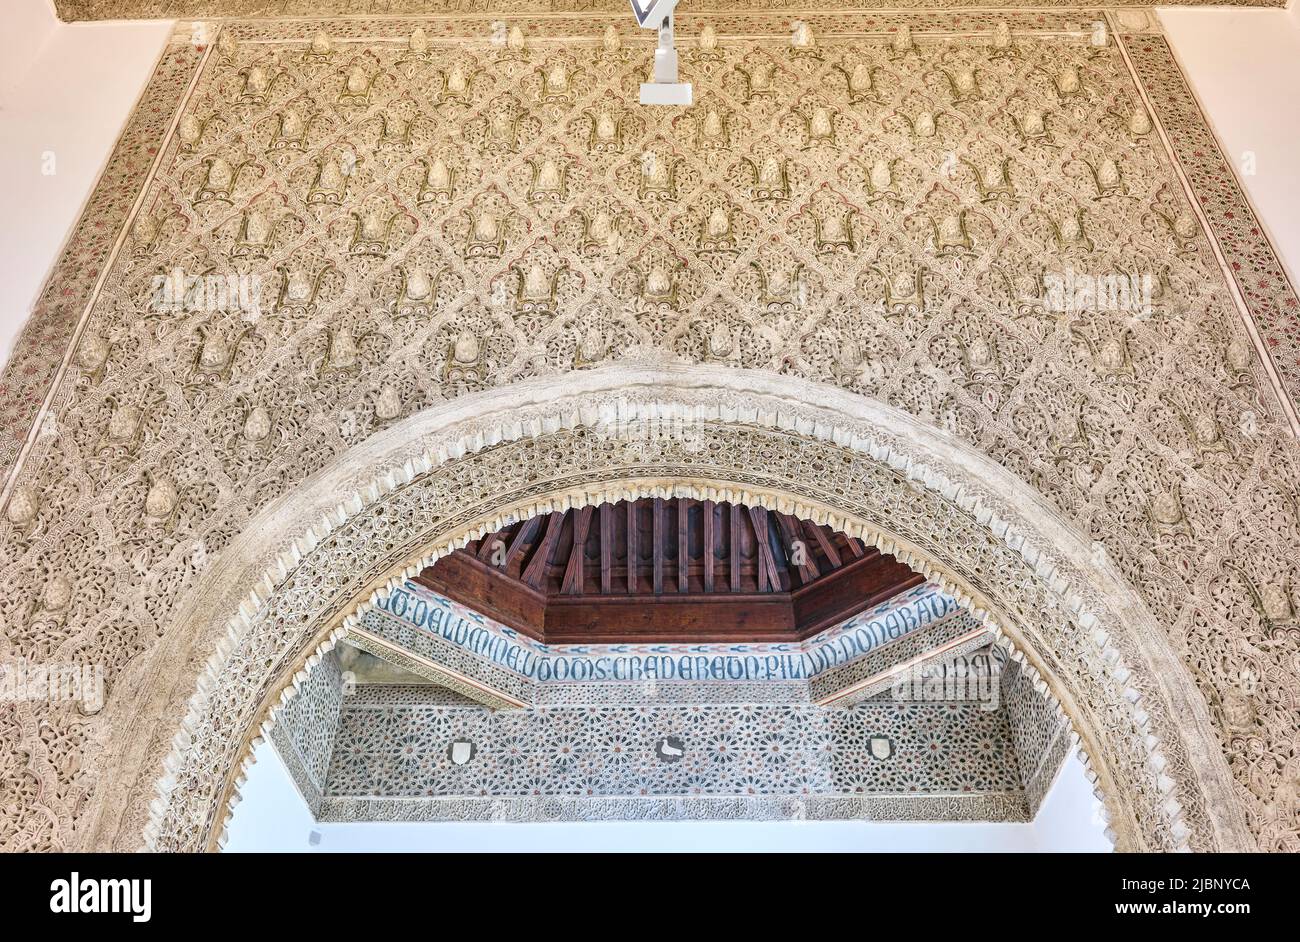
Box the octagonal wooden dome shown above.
[417,498,925,644]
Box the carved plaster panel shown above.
[320,686,1029,818]
[50,3,1287,23]
[0,12,1295,854]
[115,372,1252,853]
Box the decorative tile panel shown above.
[50,1,1288,22]
[364,579,961,696]
[313,683,1029,821]
[1001,656,1075,815]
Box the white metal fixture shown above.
[631,0,693,106]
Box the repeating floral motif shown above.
[142,410,1226,852]
[0,46,202,472]
[0,11,1296,852]
[51,0,1290,22]
[320,791,1030,822]
[1122,34,1300,425]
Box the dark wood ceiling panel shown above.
[416,498,925,643]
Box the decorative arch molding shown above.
[84,365,1252,852]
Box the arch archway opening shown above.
[225,495,1108,849]
[122,368,1249,854]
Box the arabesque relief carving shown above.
[133,379,1245,852]
[0,11,1297,852]
[49,1,1292,23]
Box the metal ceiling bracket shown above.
[633,0,693,106]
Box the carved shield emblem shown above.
[869,736,893,760]
[449,740,476,765]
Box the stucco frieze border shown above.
[317,793,1034,824]
[50,2,1290,24]
[95,365,1252,852]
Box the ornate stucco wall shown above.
[266,646,344,813]
[1001,653,1075,814]
[0,8,1297,852]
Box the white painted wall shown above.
[0,0,172,367]
[0,0,58,89]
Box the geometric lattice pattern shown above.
[48,0,1292,22]
[2,9,1299,852]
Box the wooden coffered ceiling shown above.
[417,498,925,643]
